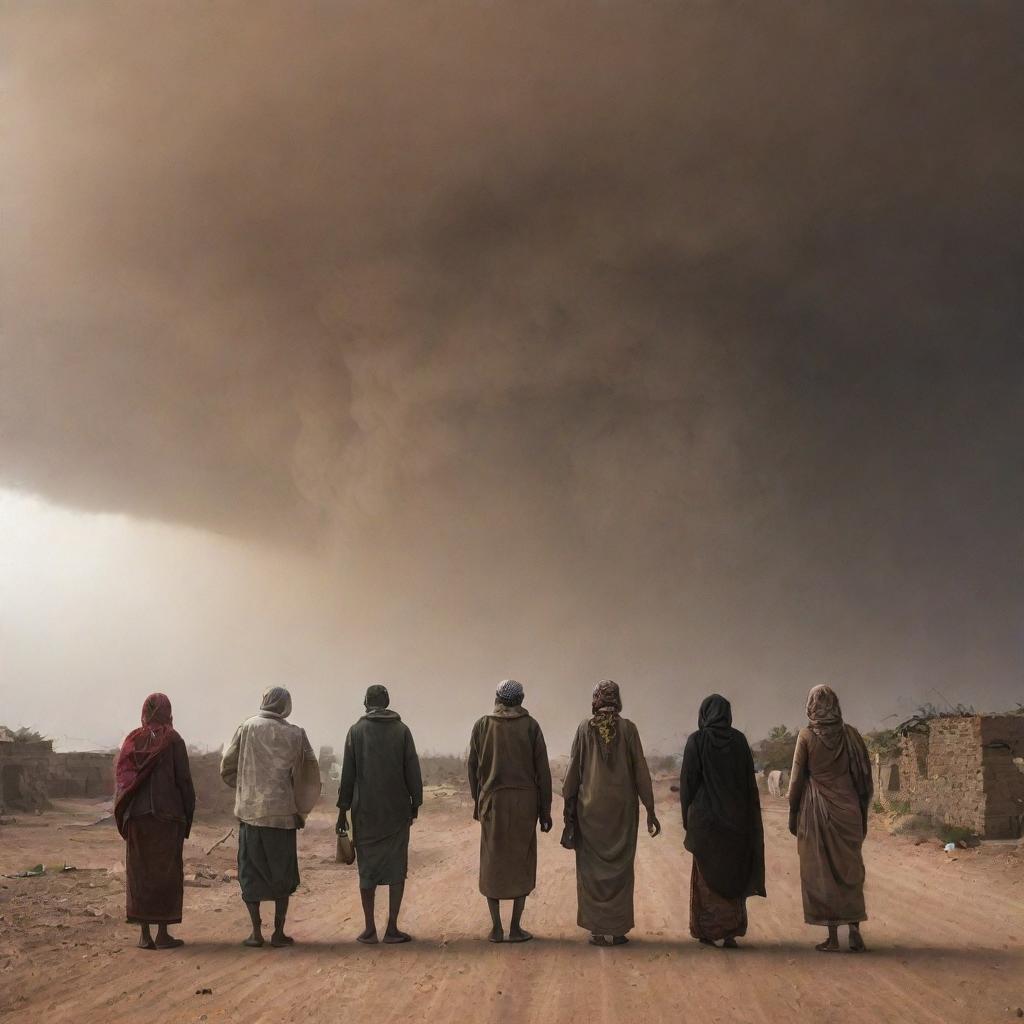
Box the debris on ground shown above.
[79,814,114,829]
[205,829,234,856]
[6,864,45,878]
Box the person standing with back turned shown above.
[220,686,320,948]
[788,684,873,952]
[336,684,423,944]
[562,679,660,947]
[468,679,553,943]
[114,693,195,951]
[679,693,766,948]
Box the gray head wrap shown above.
[260,686,292,718]
[495,679,525,707]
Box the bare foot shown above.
[507,928,533,943]
[243,933,265,948]
[722,937,738,949]
[383,929,412,944]
[611,936,629,946]
[488,927,504,943]
[848,927,867,953]
[815,938,840,952]
[356,927,379,945]
[270,931,295,948]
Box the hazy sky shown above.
[1,2,1021,754]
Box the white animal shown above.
[767,769,784,797]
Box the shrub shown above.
[937,823,975,845]
[754,728,797,773]
[864,729,900,758]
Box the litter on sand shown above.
[4,862,77,878]
[7,864,45,878]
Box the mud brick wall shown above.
[0,739,54,810]
[885,719,984,831]
[189,750,238,818]
[884,716,1024,838]
[979,716,1024,839]
[47,751,115,799]
[914,717,986,833]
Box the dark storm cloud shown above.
[2,1,1022,733]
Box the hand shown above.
[788,809,799,837]
[540,815,553,833]
[336,811,348,835]
[647,814,661,838]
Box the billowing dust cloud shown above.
[1,2,1021,752]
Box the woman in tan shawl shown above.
[788,684,873,952]
[562,680,660,947]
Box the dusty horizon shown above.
[2,2,1021,757]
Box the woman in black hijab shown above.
[679,694,765,947]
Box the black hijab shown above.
[697,693,733,749]
[680,694,766,900]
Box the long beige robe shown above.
[468,705,552,899]
[562,716,655,935]
[788,726,871,925]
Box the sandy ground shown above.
[1,781,1022,1024]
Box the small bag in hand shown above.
[336,833,356,865]
[559,821,576,850]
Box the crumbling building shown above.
[875,713,1024,838]
[0,727,54,811]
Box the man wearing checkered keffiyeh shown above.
[467,679,553,943]
[495,679,525,707]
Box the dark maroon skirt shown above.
[125,815,186,924]
[689,861,748,941]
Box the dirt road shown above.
[1,782,1022,1023]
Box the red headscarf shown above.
[113,693,179,836]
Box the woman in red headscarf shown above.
[114,693,195,950]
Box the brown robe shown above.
[788,726,871,925]
[122,737,195,924]
[562,716,655,936]
[468,706,552,899]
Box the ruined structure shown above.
[1,726,116,809]
[47,752,115,799]
[0,730,282,819]
[0,729,53,811]
[189,750,238,817]
[875,714,1024,838]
